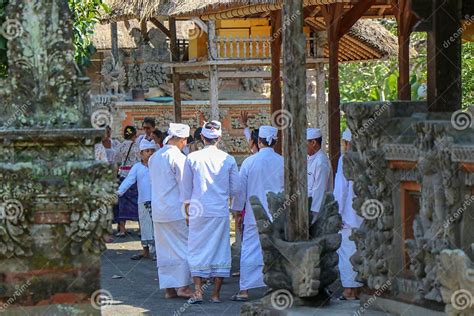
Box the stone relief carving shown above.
[241,192,341,313]
[3,0,86,128]
[342,102,395,291]
[101,55,127,96]
[438,248,474,316]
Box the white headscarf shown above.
[307,128,322,140]
[164,123,190,144]
[342,128,352,142]
[258,125,278,144]
[139,138,157,151]
[201,120,222,139]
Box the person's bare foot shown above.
[165,288,178,299]
[176,286,193,298]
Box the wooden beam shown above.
[169,17,181,122]
[283,0,309,241]
[426,0,462,112]
[391,0,417,100]
[322,3,343,175]
[208,20,219,120]
[149,17,171,38]
[271,9,283,154]
[140,19,149,43]
[338,0,377,38]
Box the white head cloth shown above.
[307,128,322,140]
[259,125,278,144]
[139,138,157,151]
[201,120,222,139]
[164,123,190,144]
[342,128,352,142]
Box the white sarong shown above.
[154,220,192,289]
[188,216,231,278]
[138,202,154,248]
[240,224,265,290]
[337,227,362,288]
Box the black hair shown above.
[315,137,322,146]
[123,125,137,140]
[202,135,219,145]
[142,117,156,128]
[152,129,163,139]
[251,129,259,149]
[258,137,276,147]
[187,135,194,143]
[194,127,202,140]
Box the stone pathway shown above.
[100,224,394,316]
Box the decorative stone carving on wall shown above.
[1,0,86,128]
[127,27,170,91]
[239,66,265,93]
[100,55,127,96]
[242,192,341,313]
[438,248,474,316]
[342,102,395,291]
[343,101,474,315]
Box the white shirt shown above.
[182,145,240,218]
[149,145,187,222]
[232,147,284,226]
[117,162,151,204]
[334,155,363,229]
[308,149,333,213]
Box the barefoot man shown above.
[231,126,284,301]
[182,121,241,303]
[149,123,193,299]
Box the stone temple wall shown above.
[0,0,115,312]
[342,101,474,315]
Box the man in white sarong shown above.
[149,123,193,299]
[231,126,284,301]
[182,121,240,303]
[334,128,363,300]
[307,128,333,223]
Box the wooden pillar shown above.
[315,32,328,143]
[110,22,119,61]
[208,20,219,120]
[391,0,416,100]
[169,17,182,122]
[322,0,375,173]
[322,3,343,175]
[427,0,462,112]
[270,10,282,154]
[283,0,308,241]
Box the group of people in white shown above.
[106,115,362,303]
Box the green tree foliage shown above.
[340,21,473,109]
[68,0,109,71]
[0,0,108,77]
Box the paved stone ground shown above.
[100,223,395,316]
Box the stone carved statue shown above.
[438,248,474,316]
[126,27,170,91]
[101,55,127,95]
[241,192,342,314]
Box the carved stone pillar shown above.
[0,0,115,312]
